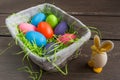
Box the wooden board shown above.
[76,16,120,39]
[0,0,120,15]
[0,37,28,80]
[0,0,120,80]
[1,15,120,39]
[0,37,119,80]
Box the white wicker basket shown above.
[5,3,91,72]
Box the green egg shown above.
[46,14,58,28]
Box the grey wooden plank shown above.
[75,16,120,39]
[0,37,119,80]
[0,14,10,36]
[39,39,120,80]
[54,0,120,14]
[0,14,8,26]
[0,0,120,15]
[1,14,120,39]
[0,37,28,80]
[42,40,120,80]
[0,0,44,13]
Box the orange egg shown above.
[37,22,54,39]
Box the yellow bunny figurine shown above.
[88,35,114,73]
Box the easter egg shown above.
[37,22,54,39]
[57,33,76,44]
[44,42,58,55]
[46,14,58,28]
[25,31,47,47]
[18,23,36,34]
[54,21,68,35]
[31,13,46,26]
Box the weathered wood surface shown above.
[0,0,120,80]
[1,15,120,39]
[0,0,120,15]
[0,37,119,80]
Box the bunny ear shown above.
[94,35,100,48]
[100,40,114,52]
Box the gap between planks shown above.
[1,12,120,17]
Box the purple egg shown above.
[54,21,68,35]
[44,42,58,55]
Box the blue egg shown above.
[25,31,47,47]
[31,13,46,26]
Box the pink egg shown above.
[18,23,36,34]
[57,33,76,44]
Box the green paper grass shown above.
[15,6,81,75]
[46,57,68,75]
[4,4,102,80]
[0,40,15,55]
[16,24,79,77]
[7,5,101,79]
[16,21,79,57]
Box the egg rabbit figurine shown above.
[88,35,114,73]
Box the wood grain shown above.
[0,37,28,80]
[0,0,120,80]
[0,37,119,80]
[0,14,8,26]
[0,0,43,13]
[76,16,120,40]
[1,15,120,39]
[0,0,120,15]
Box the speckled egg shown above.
[18,23,36,34]
[54,21,68,35]
[46,14,58,28]
[25,31,47,47]
[31,13,46,26]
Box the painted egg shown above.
[18,23,36,34]
[45,42,59,55]
[31,13,46,26]
[25,31,47,47]
[57,33,76,44]
[46,14,58,28]
[54,21,68,35]
[37,22,54,39]
[44,42,58,55]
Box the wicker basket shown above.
[5,3,91,72]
